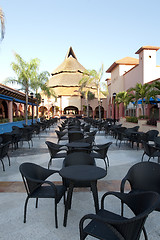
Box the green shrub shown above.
[13,116,25,122]
[126,116,138,123]
[0,118,9,123]
[138,115,148,119]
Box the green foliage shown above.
[0,118,8,123]
[126,116,138,123]
[79,64,104,118]
[128,83,155,116]
[13,116,25,122]
[138,115,148,119]
[5,52,54,124]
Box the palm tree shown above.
[129,83,154,116]
[5,52,53,124]
[81,91,95,116]
[0,7,5,40]
[79,70,95,117]
[115,91,134,116]
[30,71,56,119]
[79,64,104,119]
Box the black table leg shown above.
[63,181,74,227]
[90,181,99,213]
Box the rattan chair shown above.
[19,162,66,228]
[90,142,112,167]
[79,191,160,240]
[45,141,67,169]
[0,141,11,171]
[120,161,160,212]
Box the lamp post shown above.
[113,92,116,125]
[42,99,44,118]
[100,99,103,120]
[30,92,34,124]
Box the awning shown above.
[14,98,37,106]
[133,97,160,104]
[0,94,13,101]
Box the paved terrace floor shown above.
[0,122,160,240]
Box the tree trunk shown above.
[86,98,89,117]
[25,90,28,125]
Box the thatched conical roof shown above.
[48,47,87,88]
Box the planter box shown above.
[120,117,160,134]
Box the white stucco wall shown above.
[61,96,81,110]
[142,49,157,83]
[124,64,142,90]
[110,66,124,101]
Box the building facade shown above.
[106,46,160,120]
[41,47,107,119]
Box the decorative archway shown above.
[39,106,48,117]
[94,106,104,119]
[89,105,93,117]
[64,106,79,115]
[1,100,8,118]
[150,105,159,120]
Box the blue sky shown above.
[0,0,160,87]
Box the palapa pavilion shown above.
[41,47,107,118]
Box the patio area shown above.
[0,121,160,240]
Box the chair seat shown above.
[31,185,66,202]
[83,209,127,240]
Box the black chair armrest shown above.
[120,176,129,193]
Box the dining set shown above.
[19,118,160,240]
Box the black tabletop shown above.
[59,165,106,182]
[66,142,90,148]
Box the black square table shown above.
[59,164,107,226]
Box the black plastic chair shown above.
[20,128,33,149]
[19,162,66,228]
[120,161,160,213]
[90,142,112,167]
[141,140,160,162]
[83,125,91,134]
[0,141,11,171]
[154,136,160,148]
[55,130,68,143]
[62,152,97,188]
[45,141,67,169]
[146,129,159,143]
[68,131,84,143]
[79,191,160,240]
[116,127,127,147]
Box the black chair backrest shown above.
[45,141,60,157]
[68,131,84,142]
[146,130,159,141]
[154,136,160,148]
[94,142,112,158]
[63,152,95,167]
[125,161,160,194]
[19,162,53,195]
[0,142,10,158]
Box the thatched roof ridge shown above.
[51,46,86,76]
[49,47,87,87]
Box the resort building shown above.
[106,46,160,120]
[41,46,107,119]
[0,83,36,123]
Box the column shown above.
[8,101,13,122]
